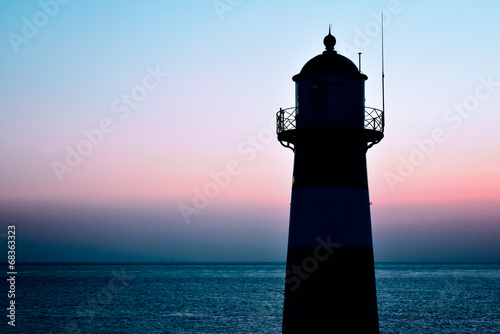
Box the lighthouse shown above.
[276,29,384,333]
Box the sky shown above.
[1,0,500,262]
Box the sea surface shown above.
[12,263,500,333]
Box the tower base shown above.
[283,246,379,333]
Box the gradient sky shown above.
[1,0,500,262]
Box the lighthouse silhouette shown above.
[276,28,384,333]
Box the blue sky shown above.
[1,0,500,262]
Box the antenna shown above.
[381,11,386,121]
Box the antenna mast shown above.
[381,12,386,122]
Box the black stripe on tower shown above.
[292,128,369,189]
[282,246,379,333]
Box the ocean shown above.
[12,263,500,333]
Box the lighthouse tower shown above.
[276,29,384,333]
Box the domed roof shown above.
[293,29,363,80]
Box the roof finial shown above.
[324,24,336,52]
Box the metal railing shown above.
[276,105,384,134]
[276,105,384,149]
[276,107,297,133]
[364,107,384,133]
